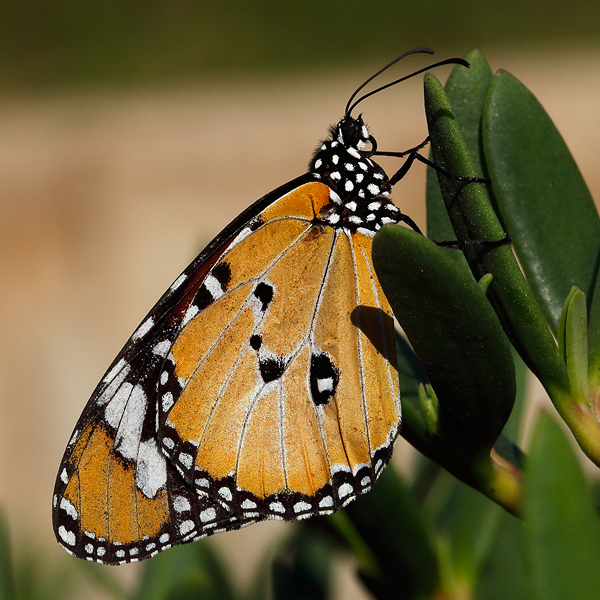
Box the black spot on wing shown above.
[212,262,231,291]
[250,335,262,350]
[310,352,339,406]
[193,285,214,311]
[259,357,287,383]
[254,283,274,312]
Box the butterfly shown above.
[53,48,469,564]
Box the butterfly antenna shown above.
[344,47,434,117]
[345,53,470,117]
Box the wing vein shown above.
[349,233,372,458]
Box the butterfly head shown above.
[310,114,392,209]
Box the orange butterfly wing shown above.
[54,112,406,565]
[157,181,400,520]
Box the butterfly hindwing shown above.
[52,176,314,563]
[157,181,401,521]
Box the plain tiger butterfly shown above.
[53,48,470,564]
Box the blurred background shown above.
[1,1,600,598]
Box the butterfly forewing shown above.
[157,181,400,521]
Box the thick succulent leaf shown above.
[426,49,493,249]
[423,72,570,404]
[483,70,600,332]
[523,413,600,600]
[373,224,515,455]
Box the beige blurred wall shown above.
[0,46,599,597]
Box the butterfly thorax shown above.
[309,115,400,235]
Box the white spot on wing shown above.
[218,487,233,502]
[179,453,193,470]
[136,439,167,498]
[294,501,312,513]
[329,189,342,204]
[58,526,76,546]
[132,317,154,341]
[330,464,351,475]
[200,508,217,523]
[319,496,334,508]
[97,362,132,406]
[162,392,174,412]
[173,496,191,513]
[60,498,78,520]
[182,304,199,326]
[269,501,285,513]
[179,520,195,535]
[367,184,380,196]
[152,340,171,357]
[105,384,147,461]
[103,358,128,384]
[317,377,333,393]
[338,483,353,498]
[204,275,223,300]
[170,274,187,291]
[347,147,361,159]
[356,227,375,237]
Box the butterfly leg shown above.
[376,138,490,187]
[387,151,490,187]
[435,235,511,250]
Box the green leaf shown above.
[373,224,515,456]
[132,542,237,600]
[587,273,600,397]
[426,49,493,248]
[428,474,503,600]
[271,528,335,600]
[523,413,600,600]
[474,512,530,600]
[344,465,439,600]
[424,71,570,411]
[558,286,590,405]
[483,70,600,332]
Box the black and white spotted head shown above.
[310,114,391,205]
[309,115,400,236]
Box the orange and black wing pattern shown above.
[53,114,404,564]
